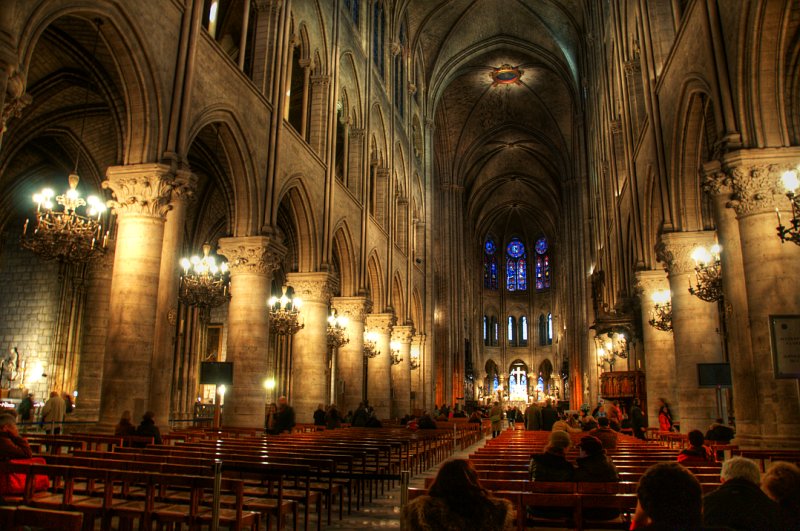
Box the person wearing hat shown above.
[528,430,575,482]
[575,435,620,483]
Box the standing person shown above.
[605,400,622,431]
[15,393,33,432]
[272,396,295,434]
[134,411,162,446]
[507,406,516,429]
[525,401,542,430]
[657,398,673,432]
[540,399,558,431]
[62,393,74,415]
[402,459,515,531]
[489,402,503,438]
[264,402,277,432]
[630,398,647,440]
[313,403,326,426]
[40,391,65,435]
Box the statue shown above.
[0,347,20,389]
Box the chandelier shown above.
[409,357,420,370]
[688,244,722,302]
[390,341,402,365]
[363,331,380,359]
[20,19,109,265]
[268,286,303,336]
[595,331,628,371]
[178,243,230,308]
[326,311,349,349]
[776,168,800,245]
[648,289,673,332]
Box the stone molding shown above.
[634,269,669,297]
[376,167,390,178]
[2,66,32,133]
[424,117,435,131]
[411,333,426,347]
[391,325,414,344]
[103,163,176,218]
[365,313,396,335]
[349,127,365,139]
[218,235,286,276]
[285,271,338,304]
[623,58,641,76]
[656,231,717,275]
[700,161,733,197]
[332,297,372,322]
[311,74,330,87]
[728,164,789,217]
[172,170,198,204]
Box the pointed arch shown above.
[366,250,385,310]
[391,272,405,321]
[331,220,357,296]
[411,288,423,332]
[276,177,319,272]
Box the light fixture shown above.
[390,341,402,365]
[490,64,523,86]
[776,168,800,245]
[595,331,628,371]
[268,286,303,336]
[363,331,380,359]
[263,378,276,391]
[326,311,349,349]
[409,357,420,370]
[179,243,230,308]
[20,19,109,264]
[688,244,722,302]
[648,289,673,332]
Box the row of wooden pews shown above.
[5,425,462,530]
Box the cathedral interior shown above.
[0,0,798,449]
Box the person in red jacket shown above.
[677,430,715,465]
[0,414,32,460]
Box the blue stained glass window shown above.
[507,259,517,291]
[485,239,496,255]
[535,237,548,255]
[490,261,497,287]
[535,256,543,290]
[518,257,527,290]
[493,374,499,393]
[507,238,524,258]
[506,238,527,291]
[484,236,498,290]
[544,255,550,288]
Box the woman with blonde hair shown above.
[403,459,515,530]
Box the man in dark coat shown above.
[352,402,369,427]
[273,396,296,433]
[574,435,619,482]
[589,417,617,450]
[525,402,542,430]
[529,430,574,482]
[630,398,647,440]
[134,411,163,446]
[703,457,780,530]
[540,399,559,431]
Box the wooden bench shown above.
[0,505,83,531]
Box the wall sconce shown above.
[390,341,402,365]
[688,244,722,302]
[777,168,800,245]
[648,289,673,332]
[363,331,380,358]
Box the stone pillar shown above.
[217,235,285,427]
[286,272,336,423]
[391,325,413,418]
[365,313,395,420]
[149,170,196,426]
[635,270,677,428]
[728,154,800,446]
[702,163,760,441]
[99,164,174,426]
[658,231,724,434]
[309,74,330,155]
[347,128,364,199]
[410,333,424,412]
[332,296,371,415]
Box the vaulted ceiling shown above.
[405,0,584,244]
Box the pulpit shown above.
[599,370,646,415]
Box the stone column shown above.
[635,270,677,428]
[149,170,196,426]
[727,154,800,446]
[309,74,330,155]
[217,235,285,427]
[658,231,724,434]
[702,163,760,441]
[391,325,413,418]
[332,296,371,415]
[286,272,336,423]
[410,333,424,412]
[99,164,174,426]
[347,128,364,199]
[365,313,395,420]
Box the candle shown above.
[776,207,782,227]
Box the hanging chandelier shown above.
[776,168,800,245]
[363,331,380,359]
[409,357,420,370]
[688,244,722,302]
[20,19,109,265]
[326,311,349,349]
[595,331,628,371]
[268,286,303,336]
[390,341,402,365]
[648,289,673,332]
[178,243,230,308]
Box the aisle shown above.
[321,433,490,529]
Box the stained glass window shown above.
[493,373,499,393]
[535,237,548,255]
[520,316,528,346]
[483,315,488,345]
[506,238,527,291]
[507,316,516,346]
[547,313,553,345]
[484,236,498,290]
[535,237,550,290]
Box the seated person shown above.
[134,411,163,446]
[581,414,598,431]
[403,459,514,531]
[574,435,619,482]
[705,419,735,444]
[552,413,582,434]
[529,430,575,482]
[632,463,703,530]
[588,417,617,450]
[468,411,482,424]
[0,414,32,460]
[677,430,715,465]
[703,456,779,530]
[417,414,437,430]
[761,461,800,529]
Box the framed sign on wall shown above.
[769,315,800,379]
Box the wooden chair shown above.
[0,505,83,531]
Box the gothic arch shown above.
[276,178,319,272]
[18,2,162,164]
[391,272,405,321]
[331,220,357,296]
[366,250,385,310]
[338,51,363,127]
[411,288,423,333]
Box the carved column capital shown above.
[286,271,338,304]
[311,74,330,87]
[411,333,426,348]
[103,163,176,218]
[634,269,670,297]
[656,231,717,275]
[349,127,365,140]
[172,169,198,203]
[375,167,390,178]
[332,296,373,322]
[2,65,32,133]
[727,163,789,217]
[424,117,435,131]
[700,161,733,197]
[391,325,414,344]
[365,313,396,335]
[218,235,286,276]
